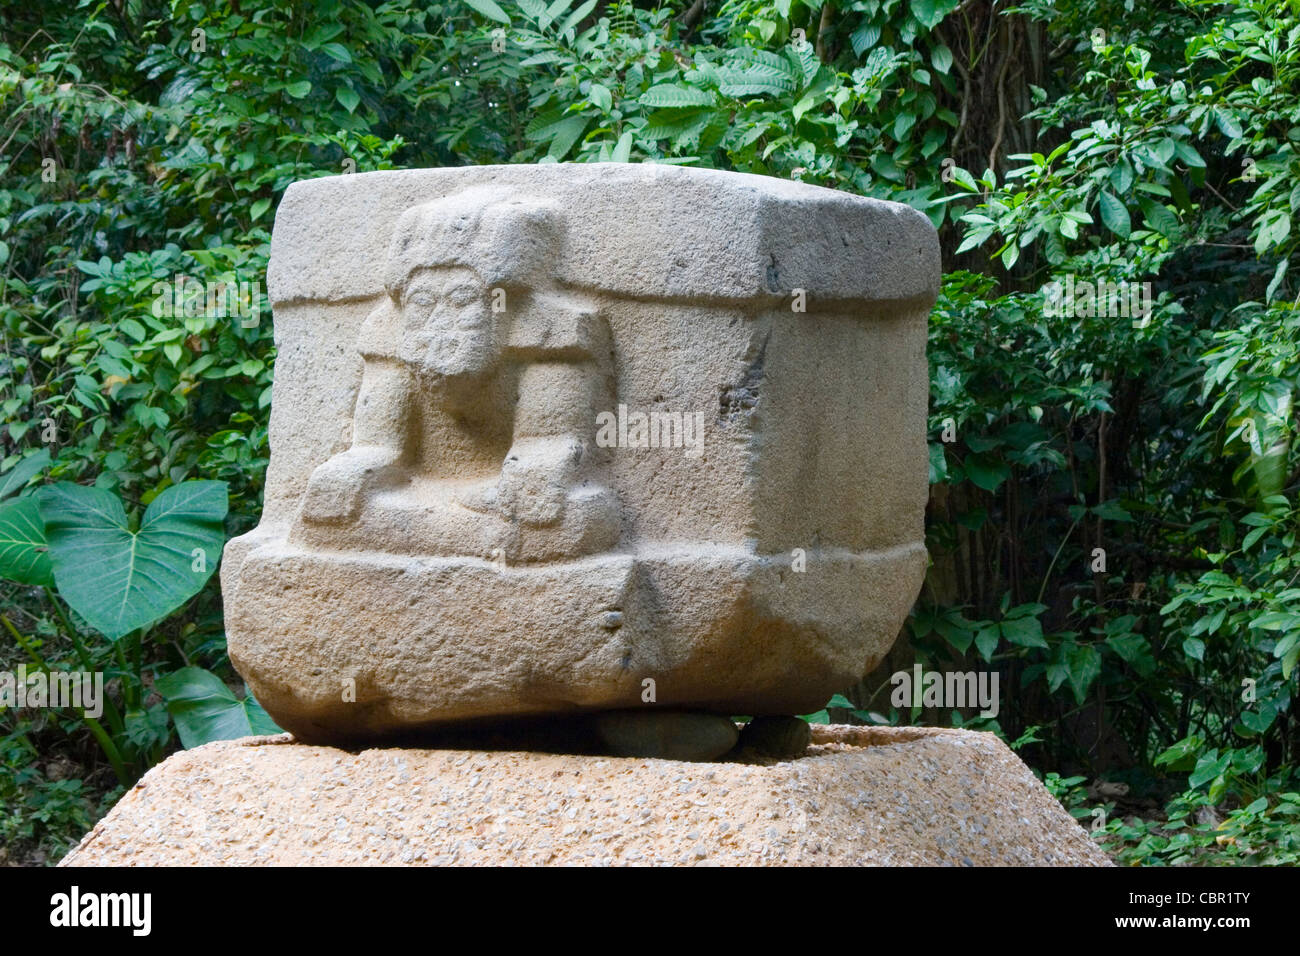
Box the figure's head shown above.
[394,265,494,379]
[382,188,562,381]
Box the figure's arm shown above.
[495,298,611,529]
[498,361,596,527]
[348,358,412,456]
[302,303,412,523]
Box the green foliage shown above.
[429,0,963,218]
[1103,787,1300,866]
[3,0,1300,865]
[0,496,52,585]
[0,454,279,863]
[897,0,1300,865]
[39,480,227,640]
[156,667,280,749]
[0,729,104,864]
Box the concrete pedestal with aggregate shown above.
[61,727,1111,867]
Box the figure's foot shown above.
[497,437,580,528]
[451,477,500,516]
[591,710,739,762]
[301,448,400,524]
[499,484,621,563]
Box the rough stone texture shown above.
[61,726,1111,867]
[223,163,937,741]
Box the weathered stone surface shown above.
[223,163,937,740]
[60,727,1112,866]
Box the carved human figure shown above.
[297,188,620,562]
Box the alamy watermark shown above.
[1042,275,1153,328]
[595,404,705,458]
[891,664,1000,718]
[0,665,103,718]
[50,886,150,936]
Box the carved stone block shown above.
[222,164,939,741]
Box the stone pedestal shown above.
[61,727,1110,867]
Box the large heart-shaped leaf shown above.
[156,667,283,748]
[39,481,228,639]
[0,496,54,586]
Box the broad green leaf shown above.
[518,50,564,67]
[928,442,948,483]
[557,0,597,35]
[156,667,283,748]
[1212,107,1242,139]
[1172,140,1205,169]
[1139,198,1178,237]
[643,107,713,141]
[464,0,511,24]
[119,318,147,342]
[1155,735,1202,770]
[0,496,53,586]
[1001,615,1048,648]
[717,56,795,97]
[930,43,953,74]
[851,23,881,56]
[1098,191,1131,238]
[320,42,352,64]
[913,0,959,30]
[975,624,1000,661]
[927,607,972,652]
[1241,703,1275,734]
[1106,633,1155,676]
[1063,643,1101,703]
[611,129,633,163]
[1249,611,1300,630]
[0,448,51,499]
[1189,750,1230,789]
[1276,632,1300,679]
[638,84,715,108]
[1255,210,1291,254]
[125,703,171,750]
[1266,259,1287,303]
[537,0,571,30]
[546,115,589,159]
[1109,160,1135,194]
[963,452,1009,492]
[588,82,611,112]
[1092,499,1132,522]
[335,85,360,114]
[39,481,228,639]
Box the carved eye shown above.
[406,288,437,308]
[447,284,480,307]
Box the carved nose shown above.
[454,308,488,329]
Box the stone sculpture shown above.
[222,163,939,747]
[295,187,620,563]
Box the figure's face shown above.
[396,267,497,380]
